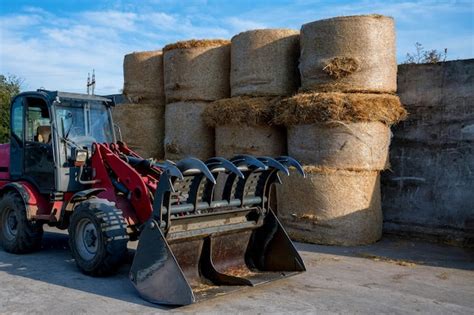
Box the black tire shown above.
[68,198,129,276]
[0,191,43,253]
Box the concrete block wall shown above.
[382,59,474,245]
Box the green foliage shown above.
[403,42,448,64]
[0,75,22,143]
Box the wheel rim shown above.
[3,208,18,241]
[75,218,99,261]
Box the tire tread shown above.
[68,198,129,276]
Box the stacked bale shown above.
[163,40,230,161]
[164,101,214,160]
[275,15,406,246]
[204,29,300,158]
[204,97,285,157]
[278,167,382,245]
[299,14,396,93]
[113,50,165,159]
[231,29,300,97]
[113,103,165,159]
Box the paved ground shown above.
[0,228,473,314]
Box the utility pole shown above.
[87,73,90,94]
[86,69,96,95]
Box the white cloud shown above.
[142,12,178,29]
[0,8,129,94]
[81,10,138,31]
[0,2,472,94]
[0,6,236,94]
[225,17,267,33]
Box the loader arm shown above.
[90,143,155,225]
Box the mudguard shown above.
[0,182,49,220]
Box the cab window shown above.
[11,97,24,140]
[25,98,51,144]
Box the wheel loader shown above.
[0,90,306,305]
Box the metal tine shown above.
[275,156,306,178]
[230,155,268,171]
[206,157,245,179]
[257,156,290,176]
[151,168,182,218]
[158,162,184,181]
[176,158,217,184]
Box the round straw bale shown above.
[215,125,286,158]
[164,101,214,161]
[288,122,391,171]
[203,96,281,127]
[300,15,396,93]
[274,92,407,126]
[123,51,165,103]
[231,29,300,97]
[112,103,165,159]
[277,167,382,246]
[163,39,230,103]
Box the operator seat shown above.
[36,126,52,144]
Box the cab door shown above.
[9,96,25,179]
[23,97,55,193]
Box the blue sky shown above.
[1,0,473,94]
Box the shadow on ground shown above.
[0,229,473,311]
[0,230,171,310]
[296,234,474,271]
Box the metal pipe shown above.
[78,165,101,185]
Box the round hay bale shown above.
[123,51,165,103]
[288,122,391,171]
[203,96,280,127]
[164,101,214,161]
[163,39,230,103]
[215,125,286,158]
[277,167,382,246]
[202,96,286,157]
[300,15,396,93]
[112,103,165,159]
[231,29,300,97]
[274,92,407,126]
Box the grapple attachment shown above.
[130,155,306,305]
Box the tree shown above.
[0,75,22,143]
[403,42,448,64]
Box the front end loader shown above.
[0,90,305,305]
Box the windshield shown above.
[56,99,114,147]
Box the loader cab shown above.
[10,94,55,192]
[9,90,116,194]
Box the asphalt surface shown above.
[0,228,473,314]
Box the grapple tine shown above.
[275,156,306,178]
[155,161,184,180]
[231,155,268,171]
[176,158,216,184]
[206,157,245,179]
[257,156,290,176]
[151,168,183,218]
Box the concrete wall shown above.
[382,59,474,246]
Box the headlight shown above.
[75,150,88,166]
